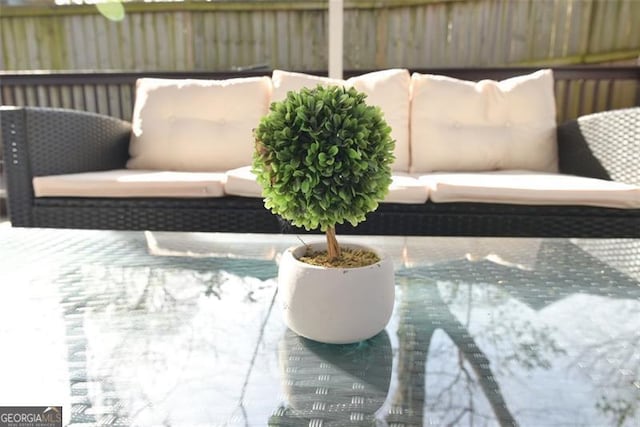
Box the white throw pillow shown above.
[271,69,411,172]
[410,69,558,173]
[127,77,272,172]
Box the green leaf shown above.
[301,180,310,194]
[347,148,361,160]
[318,152,327,167]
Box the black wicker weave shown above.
[1,105,639,237]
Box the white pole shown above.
[328,0,343,79]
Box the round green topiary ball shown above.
[252,85,395,231]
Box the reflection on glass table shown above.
[0,228,638,426]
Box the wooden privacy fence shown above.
[1,0,639,72]
[1,67,638,124]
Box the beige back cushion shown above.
[271,70,344,102]
[127,77,272,172]
[271,69,411,172]
[410,69,558,173]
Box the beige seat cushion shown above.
[419,171,640,209]
[225,166,263,197]
[33,170,226,198]
[271,69,411,172]
[384,173,428,204]
[127,77,272,172]
[410,69,558,173]
[225,166,428,204]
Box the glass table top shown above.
[0,227,638,427]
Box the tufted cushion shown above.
[33,169,226,198]
[271,69,412,172]
[410,69,558,173]
[419,171,640,209]
[127,77,272,172]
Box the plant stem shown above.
[326,227,341,260]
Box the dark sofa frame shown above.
[1,70,639,237]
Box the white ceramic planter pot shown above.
[278,242,395,344]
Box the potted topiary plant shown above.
[252,85,396,344]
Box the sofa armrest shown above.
[1,106,131,226]
[557,107,639,186]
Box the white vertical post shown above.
[328,0,343,79]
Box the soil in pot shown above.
[298,247,380,268]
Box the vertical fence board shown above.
[507,0,529,64]
[240,11,253,68]
[629,1,640,53]
[1,18,16,70]
[275,10,288,69]
[94,15,109,69]
[157,13,171,70]
[562,0,575,58]
[8,19,21,69]
[500,0,512,64]
[175,11,190,70]
[191,12,203,69]
[68,16,83,69]
[392,7,407,67]
[109,17,123,69]
[406,7,419,68]
[374,7,388,68]
[251,11,263,67]
[130,13,143,70]
[118,16,133,71]
[431,4,448,66]
[313,10,327,69]
[344,9,358,69]
[548,0,564,60]
[227,12,240,68]
[143,12,157,69]
[70,85,82,111]
[599,0,619,54]
[262,10,275,69]
[214,12,228,69]
[450,2,468,66]
[81,13,98,69]
[588,0,604,55]
[24,18,40,69]
[414,6,427,67]
[37,17,53,69]
[209,12,221,69]
[287,11,301,69]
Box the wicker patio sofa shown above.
[2,105,639,237]
[1,73,639,237]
